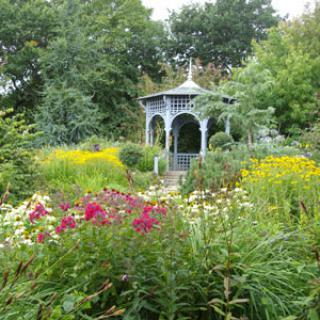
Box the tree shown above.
[1,0,167,142]
[167,0,279,69]
[0,109,39,203]
[0,0,59,117]
[254,3,320,133]
[196,61,275,148]
[34,0,167,144]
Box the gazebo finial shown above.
[188,58,193,81]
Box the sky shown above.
[142,0,315,20]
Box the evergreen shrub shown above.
[209,131,234,150]
[119,143,143,169]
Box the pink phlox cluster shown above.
[59,202,71,212]
[55,215,76,234]
[29,203,49,224]
[154,206,167,216]
[37,232,51,243]
[85,202,110,225]
[132,210,160,234]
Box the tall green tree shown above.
[1,0,166,143]
[196,61,275,147]
[0,109,39,203]
[167,0,279,69]
[0,0,58,117]
[254,3,320,133]
[35,0,166,144]
[36,0,101,144]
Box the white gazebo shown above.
[138,61,234,171]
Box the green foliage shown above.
[139,61,225,96]
[0,110,39,203]
[209,132,234,150]
[0,0,166,142]
[182,144,301,194]
[182,147,249,194]
[77,135,120,151]
[167,0,279,68]
[254,5,320,132]
[137,145,166,175]
[36,85,101,145]
[0,188,318,319]
[300,122,320,151]
[119,143,144,169]
[0,0,58,117]
[196,61,275,147]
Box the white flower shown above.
[21,239,33,246]
[14,228,25,236]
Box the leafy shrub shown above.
[182,144,301,194]
[0,110,39,203]
[119,143,143,168]
[209,131,234,150]
[299,122,320,151]
[137,145,166,174]
[182,147,248,194]
[78,135,119,151]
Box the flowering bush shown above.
[241,156,320,218]
[0,185,318,319]
[40,148,129,195]
[0,189,167,247]
[0,193,56,247]
[45,147,123,167]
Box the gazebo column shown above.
[174,131,179,155]
[165,128,171,153]
[145,122,150,145]
[200,119,209,158]
[173,126,179,171]
[225,115,231,135]
[164,127,171,171]
[150,128,154,146]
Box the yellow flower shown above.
[45,148,124,168]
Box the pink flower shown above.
[132,212,160,234]
[55,225,64,234]
[55,215,76,234]
[84,202,110,225]
[29,203,49,224]
[85,202,106,221]
[61,216,76,229]
[37,232,51,243]
[59,202,71,212]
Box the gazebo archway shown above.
[170,113,202,171]
[147,114,165,148]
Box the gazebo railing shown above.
[170,153,198,171]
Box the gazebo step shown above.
[163,171,187,187]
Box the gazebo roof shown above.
[139,60,211,101]
[139,80,211,100]
[138,60,235,102]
